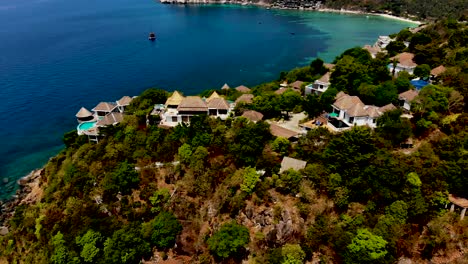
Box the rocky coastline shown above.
[0,169,43,234]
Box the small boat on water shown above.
[148,32,156,41]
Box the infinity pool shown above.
[78,121,96,131]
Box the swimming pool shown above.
[410,79,430,90]
[78,121,96,132]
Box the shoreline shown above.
[159,1,423,25]
[0,169,43,228]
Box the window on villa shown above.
[219,109,228,115]
[349,117,354,123]
[373,119,376,123]
[171,116,178,122]
[182,116,189,123]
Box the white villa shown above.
[305,72,331,95]
[161,91,232,127]
[329,92,396,131]
[389,52,417,75]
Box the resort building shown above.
[430,65,446,80]
[270,123,300,142]
[241,110,263,122]
[76,95,134,140]
[363,44,384,58]
[92,102,118,117]
[235,94,255,105]
[276,81,304,95]
[75,107,94,123]
[235,85,251,93]
[399,89,419,112]
[389,52,417,75]
[161,91,232,127]
[116,96,133,113]
[329,92,396,131]
[305,72,331,96]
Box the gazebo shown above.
[75,107,94,123]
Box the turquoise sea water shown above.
[0,0,415,200]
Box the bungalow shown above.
[330,92,396,131]
[279,157,307,174]
[96,112,124,127]
[235,85,251,93]
[241,110,263,122]
[430,65,446,80]
[75,107,94,123]
[389,52,417,75]
[363,44,383,58]
[235,94,255,105]
[305,72,331,96]
[270,123,300,142]
[399,89,419,112]
[116,96,133,113]
[162,92,232,126]
[207,98,230,119]
[92,102,118,117]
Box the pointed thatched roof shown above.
[221,83,230,90]
[96,112,124,127]
[165,91,184,107]
[235,85,251,93]
[279,157,307,174]
[242,110,263,122]
[207,97,229,110]
[235,94,254,104]
[92,102,117,112]
[177,96,208,112]
[117,96,133,106]
[76,107,93,118]
[206,91,221,103]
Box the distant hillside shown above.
[160,0,468,20]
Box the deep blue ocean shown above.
[0,0,415,200]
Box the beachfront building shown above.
[329,92,396,131]
[399,89,419,112]
[305,72,331,96]
[388,52,417,75]
[161,91,232,126]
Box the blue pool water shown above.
[78,121,96,131]
[0,0,415,200]
[410,79,430,90]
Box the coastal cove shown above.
[0,0,415,200]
